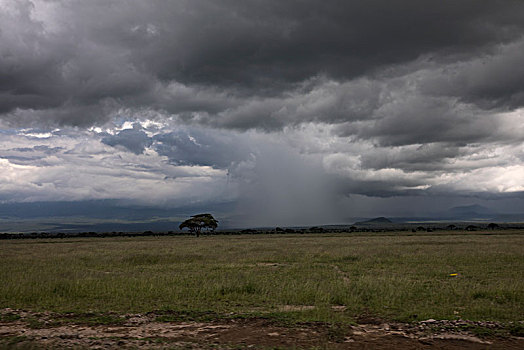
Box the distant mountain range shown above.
[354,217,392,225]
[445,204,497,218]
[351,204,523,226]
[441,204,524,222]
[0,200,522,233]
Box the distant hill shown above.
[354,217,392,225]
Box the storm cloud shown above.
[1,0,523,225]
[3,0,524,126]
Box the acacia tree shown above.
[179,213,218,237]
[487,223,499,230]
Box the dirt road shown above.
[1,309,522,349]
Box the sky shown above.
[1,0,524,228]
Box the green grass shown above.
[0,312,21,322]
[0,232,523,324]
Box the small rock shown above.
[421,319,437,323]
[331,305,347,312]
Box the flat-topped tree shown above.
[179,214,218,237]
[487,223,499,230]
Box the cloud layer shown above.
[1,0,523,225]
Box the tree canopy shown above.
[179,213,218,236]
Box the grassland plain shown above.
[1,231,523,325]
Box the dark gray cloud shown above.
[136,0,524,88]
[420,39,524,109]
[2,0,524,128]
[343,95,498,147]
[359,143,463,172]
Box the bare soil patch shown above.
[1,309,523,349]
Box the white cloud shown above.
[0,127,232,206]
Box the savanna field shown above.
[1,231,523,320]
[1,231,523,348]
